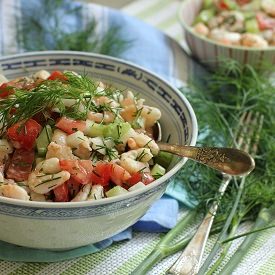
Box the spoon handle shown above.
[157,143,255,176]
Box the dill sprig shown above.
[0,73,124,134]
[16,0,132,57]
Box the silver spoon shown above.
[153,122,255,176]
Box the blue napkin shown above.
[0,0,194,262]
[0,197,179,262]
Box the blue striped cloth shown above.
[0,0,194,262]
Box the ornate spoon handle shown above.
[167,175,232,275]
[157,143,254,176]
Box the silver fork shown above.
[167,111,264,275]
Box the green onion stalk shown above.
[220,205,275,274]
[131,210,224,275]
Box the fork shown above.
[166,111,264,275]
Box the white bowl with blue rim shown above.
[0,51,197,250]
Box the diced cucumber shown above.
[245,18,259,33]
[86,123,106,137]
[106,186,128,197]
[194,8,215,24]
[203,0,214,9]
[128,182,146,192]
[86,122,131,141]
[36,125,53,156]
[223,0,237,10]
[154,151,173,169]
[151,164,166,179]
[103,122,131,140]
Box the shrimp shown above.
[0,139,13,163]
[261,0,275,17]
[110,163,131,185]
[241,33,268,48]
[0,183,30,201]
[87,111,116,123]
[140,106,161,128]
[209,29,241,45]
[27,170,70,194]
[32,70,50,80]
[74,141,92,159]
[193,22,209,36]
[46,142,77,160]
[119,158,150,175]
[94,96,120,108]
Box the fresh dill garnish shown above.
[16,0,132,57]
[134,60,275,274]
[0,73,125,134]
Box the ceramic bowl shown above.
[0,51,197,250]
[178,0,275,70]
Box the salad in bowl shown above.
[0,70,166,203]
[0,51,197,250]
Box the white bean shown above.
[120,148,153,162]
[41,158,61,174]
[0,184,30,201]
[0,74,8,85]
[132,133,159,155]
[87,185,104,200]
[66,131,88,148]
[32,70,50,80]
[28,171,70,194]
[30,191,47,202]
[71,184,92,202]
[241,33,268,48]
[119,158,150,174]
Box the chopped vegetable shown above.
[36,125,53,156]
[0,70,164,202]
[106,186,128,197]
[7,119,42,150]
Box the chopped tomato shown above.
[0,83,14,98]
[91,162,112,186]
[59,159,93,184]
[56,117,86,135]
[7,119,42,150]
[53,183,69,202]
[218,0,230,10]
[6,149,35,181]
[67,177,81,198]
[110,163,131,186]
[48,71,68,82]
[127,172,154,187]
[256,13,275,30]
[236,0,251,5]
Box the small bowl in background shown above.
[178,0,275,70]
